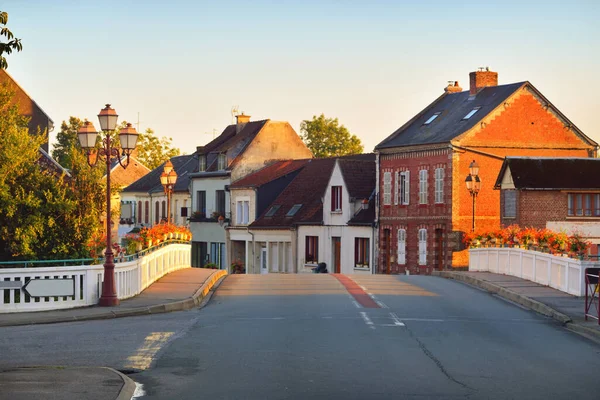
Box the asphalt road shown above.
[1,274,600,400]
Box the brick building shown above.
[495,157,600,256]
[374,68,598,274]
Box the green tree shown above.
[135,128,181,170]
[52,116,84,167]
[0,11,22,69]
[300,114,363,157]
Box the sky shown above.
[3,0,599,155]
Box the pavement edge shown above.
[432,271,600,343]
[105,367,137,400]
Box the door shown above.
[384,229,391,274]
[332,237,341,274]
[260,247,268,274]
[435,229,444,271]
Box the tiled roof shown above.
[196,120,268,173]
[109,157,150,188]
[338,155,376,199]
[376,83,525,149]
[122,154,196,194]
[250,158,337,228]
[494,157,600,190]
[348,196,376,226]
[230,159,310,188]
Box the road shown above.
[1,274,599,399]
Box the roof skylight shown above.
[462,108,480,120]
[286,204,302,217]
[424,113,440,125]
[265,205,281,217]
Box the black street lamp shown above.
[77,104,139,307]
[465,159,481,232]
[160,160,178,224]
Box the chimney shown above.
[469,67,498,95]
[235,113,251,133]
[444,80,462,93]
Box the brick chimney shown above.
[469,67,498,95]
[444,80,462,93]
[235,113,251,133]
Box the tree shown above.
[0,11,22,70]
[135,128,181,170]
[300,114,363,158]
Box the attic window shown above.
[199,155,206,172]
[286,204,302,217]
[462,108,480,120]
[265,205,281,217]
[424,113,440,125]
[218,153,226,170]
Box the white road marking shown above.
[131,382,146,399]
[376,301,389,309]
[359,311,376,329]
[389,312,405,326]
[352,300,362,309]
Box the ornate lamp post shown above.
[160,160,178,224]
[77,104,139,307]
[465,160,481,232]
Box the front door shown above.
[332,237,341,273]
[384,229,391,274]
[260,247,268,274]
[435,229,444,271]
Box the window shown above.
[504,190,517,218]
[218,153,227,170]
[400,171,410,205]
[236,200,250,224]
[181,206,188,217]
[397,229,406,265]
[418,229,427,265]
[191,241,207,268]
[383,172,392,205]
[138,201,142,224]
[161,200,166,221]
[215,190,226,216]
[199,155,206,172]
[210,242,226,268]
[286,204,302,217]
[305,236,319,263]
[331,186,342,211]
[419,169,428,204]
[462,107,480,120]
[568,193,600,217]
[144,201,149,224]
[424,112,440,125]
[265,205,281,217]
[155,201,160,224]
[355,238,370,267]
[434,168,444,203]
[196,191,206,214]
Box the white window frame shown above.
[418,229,427,265]
[236,198,250,225]
[400,171,410,205]
[419,169,428,204]
[199,155,206,172]
[218,153,226,170]
[397,229,406,265]
[383,172,392,205]
[434,168,444,204]
[331,186,342,212]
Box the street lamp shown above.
[77,104,139,307]
[160,160,178,224]
[465,159,481,232]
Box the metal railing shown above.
[584,267,599,325]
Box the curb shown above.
[433,271,600,343]
[0,270,228,328]
[108,367,137,400]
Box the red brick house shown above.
[375,68,598,274]
[495,157,600,256]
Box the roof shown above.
[230,159,310,189]
[348,196,376,226]
[122,154,196,194]
[194,120,269,173]
[494,157,600,190]
[338,155,376,199]
[376,82,525,149]
[108,156,151,188]
[250,158,337,228]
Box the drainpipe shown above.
[246,226,255,274]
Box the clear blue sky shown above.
[3,0,599,154]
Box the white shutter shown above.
[236,202,242,224]
[383,172,392,205]
[404,171,410,205]
[418,229,427,265]
[397,229,406,265]
[394,171,399,205]
[243,201,250,224]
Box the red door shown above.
[333,237,341,273]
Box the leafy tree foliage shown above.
[135,128,181,170]
[300,114,363,157]
[0,11,22,69]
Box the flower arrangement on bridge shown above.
[86,230,106,260]
[138,223,192,249]
[517,227,537,247]
[569,232,591,255]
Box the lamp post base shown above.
[99,295,120,307]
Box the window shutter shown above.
[331,187,335,211]
[244,201,249,224]
[394,171,399,205]
[404,171,410,205]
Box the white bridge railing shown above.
[469,247,598,297]
[0,243,191,313]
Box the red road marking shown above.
[333,274,380,308]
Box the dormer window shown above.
[286,204,302,217]
[199,155,206,172]
[424,112,440,125]
[462,107,480,120]
[218,153,227,170]
[265,205,281,217]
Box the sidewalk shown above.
[0,268,227,400]
[434,271,600,342]
[0,267,227,327]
